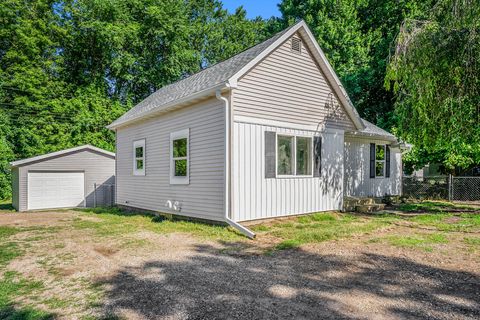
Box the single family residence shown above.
[108,21,405,237]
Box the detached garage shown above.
[10,145,115,211]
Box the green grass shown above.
[397,201,477,213]
[0,226,23,269]
[74,207,244,241]
[381,233,449,252]
[252,212,400,250]
[410,213,480,232]
[0,271,51,320]
[464,236,480,246]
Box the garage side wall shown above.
[344,136,402,197]
[115,97,226,222]
[11,167,19,210]
[16,150,115,211]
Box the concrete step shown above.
[344,197,383,211]
[355,203,386,213]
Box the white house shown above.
[108,21,404,238]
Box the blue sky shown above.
[222,0,281,19]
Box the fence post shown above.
[448,174,452,202]
[93,183,97,208]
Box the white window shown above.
[133,139,145,176]
[277,135,294,175]
[170,128,189,185]
[296,136,312,176]
[277,134,313,177]
[375,144,385,177]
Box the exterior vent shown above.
[291,37,302,54]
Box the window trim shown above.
[375,144,386,178]
[275,133,314,178]
[133,139,146,176]
[170,128,189,185]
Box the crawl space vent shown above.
[291,38,302,54]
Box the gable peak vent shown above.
[291,37,302,54]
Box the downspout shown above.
[216,88,255,239]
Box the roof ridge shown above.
[10,145,115,167]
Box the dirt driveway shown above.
[0,208,479,319]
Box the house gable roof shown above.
[108,20,365,130]
[10,145,115,167]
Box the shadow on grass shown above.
[0,305,54,320]
[0,201,14,211]
[95,243,480,319]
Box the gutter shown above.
[215,88,255,239]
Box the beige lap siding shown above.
[115,97,226,222]
[344,136,402,197]
[233,33,356,131]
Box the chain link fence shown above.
[451,177,480,201]
[93,183,115,207]
[402,176,449,200]
[403,176,480,201]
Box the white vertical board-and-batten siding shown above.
[344,136,402,197]
[115,97,226,222]
[232,121,345,222]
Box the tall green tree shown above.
[356,0,433,128]
[386,0,480,173]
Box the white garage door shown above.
[28,172,85,210]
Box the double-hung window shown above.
[276,134,313,177]
[375,145,386,177]
[133,139,145,176]
[170,128,189,185]
[370,143,390,178]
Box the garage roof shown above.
[10,145,115,167]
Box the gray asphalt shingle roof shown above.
[357,119,396,139]
[109,23,298,127]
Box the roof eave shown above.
[107,83,231,130]
[10,145,115,167]
[345,131,398,142]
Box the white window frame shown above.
[170,128,189,185]
[276,133,314,178]
[133,139,146,176]
[375,144,386,178]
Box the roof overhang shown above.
[345,131,398,142]
[107,83,231,130]
[227,20,365,131]
[10,145,115,167]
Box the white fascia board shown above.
[107,83,230,130]
[228,20,365,131]
[345,131,398,142]
[10,145,115,167]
